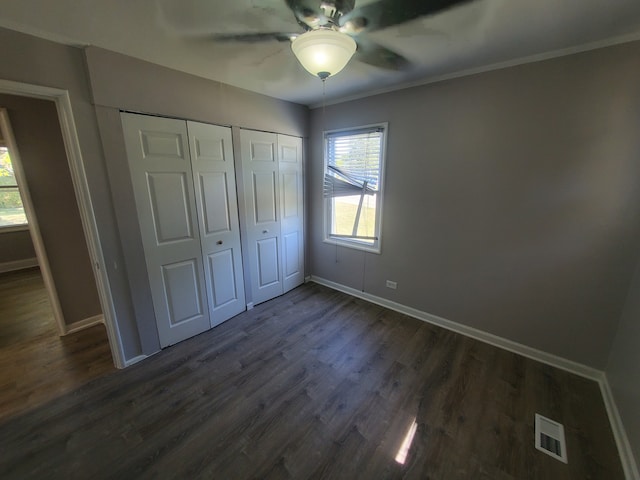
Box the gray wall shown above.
[0,230,35,264]
[84,47,309,356]
[0,93,100,324]
[0,27,142,357]
[607,258,640,469]
[85,47,308,137]
[308,40,640,369]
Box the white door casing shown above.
[240,129,283,305]
[0,79,125,367]
[122,113,209,347]
[278,134,304,294]
[187,121,246,327]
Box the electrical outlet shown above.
[386,280,397,289]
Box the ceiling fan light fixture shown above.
[291,29,356,79]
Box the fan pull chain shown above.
[362,250,367,292]
[321,78,339,265]
[322,77,327,133]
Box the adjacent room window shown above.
[0,145,28,228]
[323,123,387,253]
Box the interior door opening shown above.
[0,79,127,369]
[0,102,115,419]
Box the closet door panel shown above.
[122,113,210,347]
[188,121,246,326]
[256,237,280,287]
[278,134,304,293]
[147,172,194,243]
[283,232,300,279]
[199,172,231,234]
[252,172,278,224]
[207,249,240,307]
[162,259,205,325]
[240,129,283,305]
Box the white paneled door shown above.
[240,129,304,306]
[122,113,208,347]
[241,130,282,305]
[122,113,246,348]
[278,134,304,294]
[187,121,246,327]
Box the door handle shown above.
[216,240,223,245]
[262,230,269,234]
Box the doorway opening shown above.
[0,100,116,419]
[0,79,125,369]
[0,267,115,421]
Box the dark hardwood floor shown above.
[0,268,115,421]
[0,281,624,479]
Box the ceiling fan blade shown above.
[211,32,297,43]
[284,0,326,29]
[354,39,411,70]
[342,0,473,32]
[284,0,356,28]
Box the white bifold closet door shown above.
[187,120,246,327]
[122,113,245,347]
[278,134,305,293]
[240,129,304,306]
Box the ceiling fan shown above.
[211,0,474,79]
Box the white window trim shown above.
[322,122,388,254]
[0,224,29,233]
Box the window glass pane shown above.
[331,195,377,244]
[0,147,28,227]
[0,147,18,187]
[0,187,27,227]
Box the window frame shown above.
[0,142,29,232]
[322,122,388,254]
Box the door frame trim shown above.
[0,107,67,335]
[0,79,126,368]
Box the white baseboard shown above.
[308,275,638,479]
[0,257,38,274]
[599,376,640,480]
[124,354,151,368]
[63,314,104,335]
[309,276,600,380]
[246,302,254,310]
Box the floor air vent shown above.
[535,413,568,463]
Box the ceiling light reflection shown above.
[395,418,418,465]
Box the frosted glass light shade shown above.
[291,29,357,79]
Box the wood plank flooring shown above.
[0,268,115,421]
[0,281,624,479]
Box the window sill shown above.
[323,236,381,254]
[0,224,30,233]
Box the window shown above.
[0,145,28,228]
[323,123,387,253]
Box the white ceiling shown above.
[1,0,640,106]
